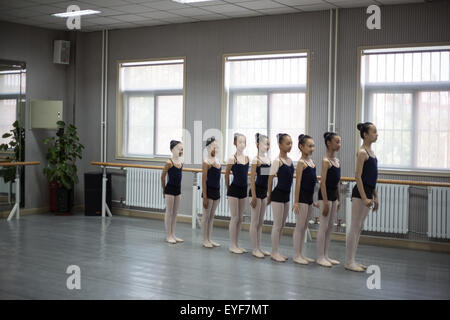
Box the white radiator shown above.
[427,187,450,239]
[349,182,409,234]
[125,168,165,209]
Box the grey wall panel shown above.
[0,21,70,209]
[73,31,103,205]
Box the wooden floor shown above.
[0,213,449,300]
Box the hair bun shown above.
[170,140,181,150]
[323,132,337,149]
[206,136,216,147]
[356,122,374,139]
[298,134,305,143]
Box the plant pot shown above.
[55,186,74,215]
[49,180,58,212]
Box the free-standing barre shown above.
[1,161,40,221]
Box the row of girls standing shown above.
[161,122,379,272]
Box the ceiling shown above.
[0,0,426,32]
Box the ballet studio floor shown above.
[0,213,449,300]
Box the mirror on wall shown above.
[0,59,26,211]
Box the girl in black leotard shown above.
[292,134,319,265]
[225,133,250,254]
[267,133,294,262]
[161,140,184,244]
[345,122,379,272]
[317,132,342,267]
[249,133,271,258]
[201,136,222,249]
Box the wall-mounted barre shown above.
[91,161,450,188]
[1,161,40,167]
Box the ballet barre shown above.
[1,161,40,221]
[338,177,450,188]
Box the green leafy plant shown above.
[0,120,23,183]
[43,121,84,190]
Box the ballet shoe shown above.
[210,240,221,247]
[293,256,309,265]
[326,257,340,265]
[344,263,365,272]
[166,238,177,244]
[229,247,244,254]
[252,250,265,259]
[174,237,184,243]
[261,250,271,256]
[270,253,286,262]
[303,256,315,263]
[239,247,248,253]
[316,258,332,267]
[357,263,368,269]
[202,241,213,248]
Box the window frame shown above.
[221,50,310,164]
[116,57,186,162]
[356,43,450,177]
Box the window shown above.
[117,59,184,159]
[360,45,450,171]
[0,70,25,146]
[224,52,308,161]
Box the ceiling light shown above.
[172,0,215,4]
[52,9,101,18]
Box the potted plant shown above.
[0,121,25,205]
[43,121,84,214]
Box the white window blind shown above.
[224,53,308,161]
[360,46,450,171]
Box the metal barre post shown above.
[101,166,112,218]
[7,167,20,221]
[345,182,352,242]
[192,172,197,229]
